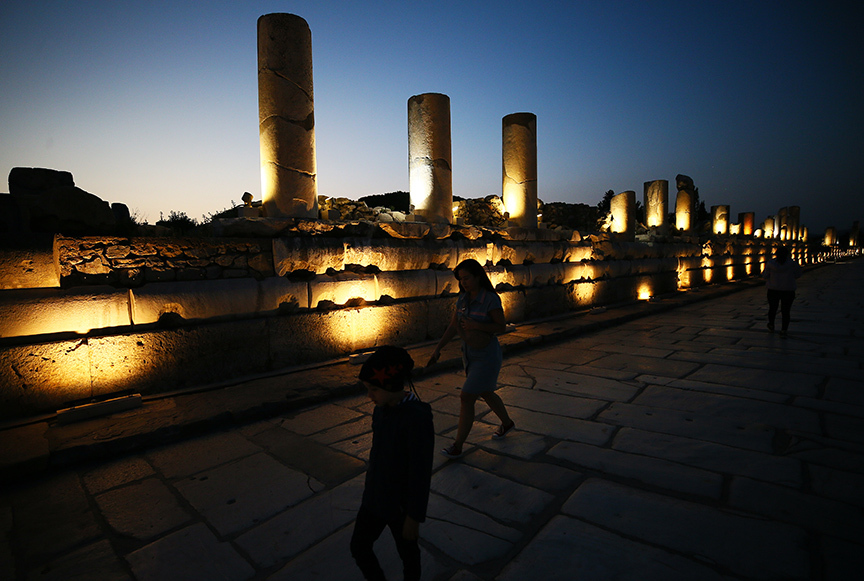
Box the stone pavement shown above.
[1,258,862,580]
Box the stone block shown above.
[0,248,58,289]
[524,286,570,319]
[272,237,344,275]
[350,301,429,350]
[269,311,354,369]
[309,272,377,307]
[526,263,565,286]
[487,264,531,288]
[130,278,261,324]
[375,269,436,300]
[0,286,131,338]
[434,270,459,296]
[499,289,526,323]
[259,276,310,310]
[0,340,92,419]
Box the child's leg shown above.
[780,291,795,331]
[388,514,422,581]
[350,506,388,581]
[766,290,780,329]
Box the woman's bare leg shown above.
[453,392,479,450]
[481,391,512,427]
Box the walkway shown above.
[1,258,862,580]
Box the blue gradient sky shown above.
[1,1,860,234]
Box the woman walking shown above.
[762,245,802,335]
[427,259,514,458]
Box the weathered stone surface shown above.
[499,515,725,581]
[563,478,810,580]
[8,167,74,195]
[81,456,156,495]
[145,430,262,478]
[126,523,254,581]
[95,478,191,540]
[0,247,58,289]
[26,539,130,581]
[408,93,452,224]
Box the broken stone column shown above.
[824,227,836,246]
[674,174,695,232]
[502,113,538,229]
[643,180,668,230]
[258,13,318,219]
[610,190,635,236]
[738,212,755,236]
[762,217,775,238]
[408,93,452,224]
[711,205,729,235]
[778,207,789,240]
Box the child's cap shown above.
[358,345,414,392]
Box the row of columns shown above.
[257,14,538,227]
[256,13,847,247]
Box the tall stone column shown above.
[763,217,775,238]
[675,190,693,232]
[408,93,452,224]
[850,221,860,247]
[258,13,318,219]
[711,205,729,235]
[502,113,538,229]
[778,207,789,240]
[824,227,837,246]
[738,212,755,236]
[610,190,635,236]
[643,180,668,230]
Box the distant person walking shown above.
[351,346,434,581]
[427,259,515,458]
[762,245,802,334]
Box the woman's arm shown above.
[460,307,506,335]
[427,310,459,365]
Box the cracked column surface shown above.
[611,190,635,236]
[502,112,538,229]
[675,189,694,232]
[258,13,318,219]
[408,93,452,224]
[643,179,668,230]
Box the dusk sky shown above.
[1,1,860,235]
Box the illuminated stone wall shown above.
[0,226,807,420]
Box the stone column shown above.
[850,221,860,247]
[824,227,836,246]
[502,113,538,229]
[763,217,775,239]
[711,205,729,235]
[610,190,635,236]
[738,212,755,236]
[642,179,668,230]
[408,93,452,223]
[675,189,693,232]
[777,207,789,240]
[258,13,318,219]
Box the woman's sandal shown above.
[492,421,515,440]
[440,444,464,459]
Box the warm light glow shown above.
[637,283,652,301]
[729,223,741,235]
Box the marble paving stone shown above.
[729,476,861,542]
[279,403,363,435]
[588,342,674,358]
[235,476,364,568]
[808,464,864,509]
[515,366,641,401]
[145,430,261,478]
[613,427,802,486]
[667,377,789,403]
[10,471,101,564]
[497,515,725,581]
[823,412,864,444]
[307,417,370,445]
[248,426,366,486]
[584,353,700,378]
[267,524,446,581]
[824,377,864,406]
[787,442,864,474]
[423,494,521,564]
[497,385,606,418]
[464,449,581,492]
[126,523,254,581]
[431,463,554,525]
[81,456,156,495]
[563,478,810,580]
[497,364,540,388]
[821,535,864,581]
[699,346,860,375]
[598,401,775,452]
[473,429,549,459]
[680,363,821,396]
[548,441,722,499]
[506,407,614,446]
[633,385,821,433]
[24,539,130,581]
[794,396,864,418]
[524,344,608,366]
[174,452,320,536]
[331,431,374,460]
[95,478,191,540]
